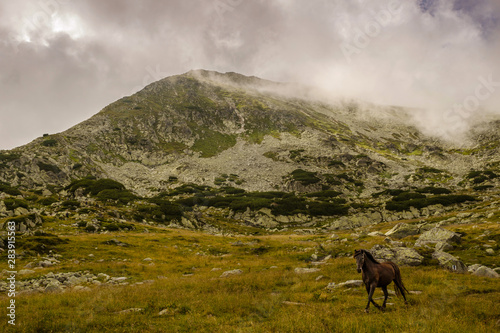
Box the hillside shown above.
[0,70,499,332]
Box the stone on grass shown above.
[294,267,321,274]
[415,227,461,247]
[432,251,467,273]
[472,266,499,278]
[385,223,420,239]
[220,269,243,278]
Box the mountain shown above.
[0,69,499,232]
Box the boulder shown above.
[472,266,499,278]
[415,227,461,247]
[435,241,454,251]
[468,264,482,273]
[432,251,467,273]
[385,222,420,239]
[370,245,424,266]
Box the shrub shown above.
[392,192,426,202]
[38,197,58,206]
[101,222,134,231]
[0,182,22,196]
[61,200,81,209]
[305,190,342,198]
[85,225,96,232]
[41,138,57,147]
[386,194,476,211]
[19,234,68,254]
[290,169,320,185]
[416,186,452,194]
[96,189,136,204]
[473,185,494,191]
[4,198,29,210]
[37,161,61,174]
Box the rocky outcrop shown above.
[1,213,43,234]
[385,222,421,239]
[431,251,467,273]
[370,245,424,266]
[415,227,461,248]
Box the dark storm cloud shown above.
[1,0,499,149]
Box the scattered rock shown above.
[370,245,424,266]
[326,280,363,290]
[282,301,306,306]
[143,258,153,262]
[468,264,482,273]
[385,223,420,239]
[117,308,143,314]
[18,269,35,275]
[485,248,495,255]
[432,251,467,273]
[294,267,321,274]
[415,227,461,247]
[472,266,499,278]
[220,269,243,278]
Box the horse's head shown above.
[353,249,365,273]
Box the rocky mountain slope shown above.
[0,69,499,233]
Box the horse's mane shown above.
[362,249,381,264]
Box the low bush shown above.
[37,161,61,173]
[290,169,320,185]
[386,194,476,211]
[416,186,452,194]
[4,198,29,210]
[0,182,22,196]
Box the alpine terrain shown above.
[0,70,498,332]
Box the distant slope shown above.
[0,70,499,197]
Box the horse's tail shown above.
[389,262,408,299]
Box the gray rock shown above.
[370,245,424,266]
[468,264,482,273]
[385,222,420,239]
[485,248,495,255]
[415,227,461,247]
[44,281,63,293]
[472,266,499,278]
[294,267,321,274]
[326,280,363,289]
[435,241,454,251]
[432,251,467,273]
[18,269,35,275]
[220,269,243,277]
[117,308,143,314]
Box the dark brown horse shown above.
[353,249,408,313]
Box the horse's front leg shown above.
[365,284,380,313]
[381,286,389,310]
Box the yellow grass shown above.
[1,225,499,332]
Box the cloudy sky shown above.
[1,0,499,149]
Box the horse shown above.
[353,249,408,313]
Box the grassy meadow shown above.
[1,218,499,333]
